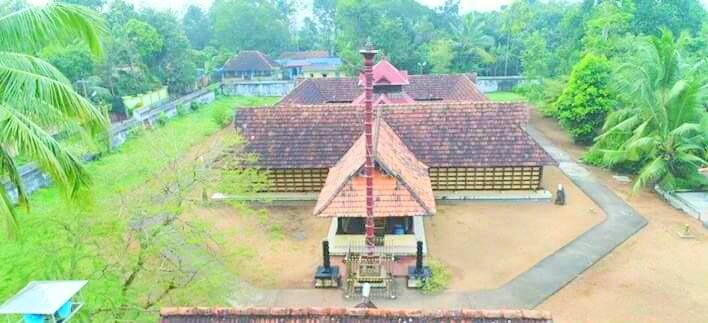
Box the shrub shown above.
[190,101,200,111]
[537,77,568,118]
[211,106,233,127]
[554,53,614,145]
[156,111,168,127]
[176,103,189,116]
[513,82,544,102]
[421,259,451,294]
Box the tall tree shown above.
[313,0,336,52]
[142,9,197,94]
[427,38,455,74]
[209,0,289,54]
[450,13,495,73]
[594,30,708,192]
[631,0,707,37]
[182,5,211,50]
[0,3,109,237]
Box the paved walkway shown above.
[229,125,648,309]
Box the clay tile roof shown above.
[160,307,554,323]
[277,74,487,105]
[224,50,279,72]
[314,120,435,218]
[278,50,331,60]
[234,102,557,170]
[358,58,409,86]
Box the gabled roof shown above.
[160,307,554,323]
[358,58,409,86]
[223,51,279,72]
[351,92,416,105]
[278,50,330,60]
[278,74,487,105]
[314,120,435,218]
[234,102,556,169]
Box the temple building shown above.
[234,46,556,267]
[277,57,486,105]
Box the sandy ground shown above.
[190,165,603,292]
[191,204,330,288]
[426,166,604,290]
[530,108,708,323]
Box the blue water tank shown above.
[393,224,405,235]
[57,301,72,318]
[22,314,44,323]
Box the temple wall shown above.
[263,166,544,193]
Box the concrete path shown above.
[229,125,648,309]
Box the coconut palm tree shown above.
[0,3,109,237]
[450,13,495,72]
[595,29,708,192]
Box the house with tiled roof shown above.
[234,43,555,274]
[276,50,346,79]
[222,50,282,82]
[160,307,554,323]
[277,57,485,105]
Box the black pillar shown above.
[322,240,331,271]
[416,241,423,274]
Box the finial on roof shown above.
[360,37,378,55]
[364,37,374,50]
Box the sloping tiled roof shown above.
[357,58,409,86]
[277,74,487,105]
[160,307,554,323]
[234,102,556,169]
[224,51,279,72]
[278,50,330,60]
[314,120,435,218]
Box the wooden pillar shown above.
[360,40,378,254]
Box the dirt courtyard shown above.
[192,165,603,292]
[427,166,604,290]
[530,109,708,323]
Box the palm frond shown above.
[0,146,28,209]
[0,104,90,198]
[0,3,105,56]
[632,158,667,192]
[0,180,20,240]
[0,52,109,140]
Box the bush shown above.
[176,103,190,116]
[537,77,568,117]
[554,53,614,145]
[421,259,451,294]
[513,82,544,102]
[156,111,169,127]
[211,106,233,127]
[190,101,200,111]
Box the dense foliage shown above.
[590,30,708,192]
[555,53,614,145]
[0,3,109,237]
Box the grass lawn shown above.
[486,91,527,101]
[0,94,278,320]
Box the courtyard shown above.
[189,165,604,291]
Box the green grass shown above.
[486,91,528,102]
[0,94,278,320]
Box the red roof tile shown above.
[224,50,279,72]
[357,58,409,86]
[314,120,435,218]
[277,74,487,105]
[234,102,556,169]
[160,307,554,323]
